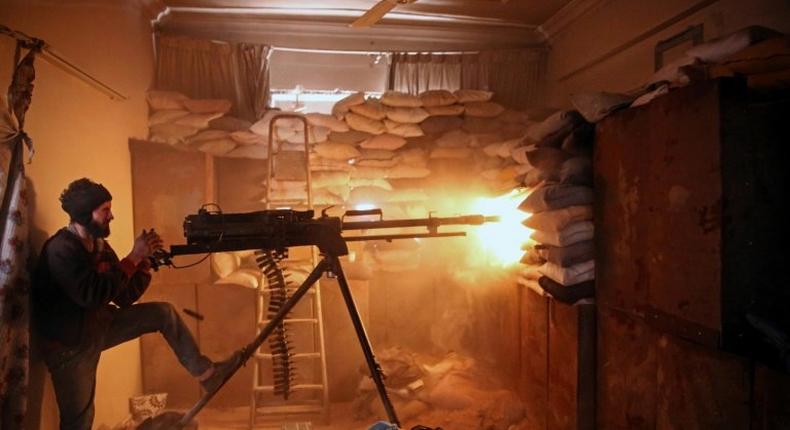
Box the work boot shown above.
[200,350,244,394]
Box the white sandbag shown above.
[174,112,225,129]
[524,205,593,232]
[332,92,365,117]
[357,148,396,160]
[518,184,594,213]
[182,98,232,114]
[211,252,240,278]
[396,148,428,167]
[214,268,260,289]
[329,129,373,144]
[469,133,503,147]
[483,142,503,157]
[147,90,188,110]
[380,91,423,107]
[538,259,595,286]
[350,166,390,179]
[311,170,351,188]
[496,138,522,158]
[250,110,304,138]
[388,164,431,179]
[648,55,701,86]
[453,89,493,103]
[230,130,266,146]
[209,115,253,132]
[349,100,388,120]
[425,104,465,116]
[429,147,472,159]
[420,89,458,107]
[186,129,230,144]
[314,141,361,161]
[384,119,423,137]
[525,110,581,143]
[149,123,199,145]
[346,112,386,135]
[198,138,237,155]
[631,83,670,107]
[267,180,306,191]
[385,107,429,124]
[312,189,345,205]
[511,143,537,165]
[148,109,190,126]
[356,158,399,168]
[224,144,269,159]
[462,116,503,134]
[349,178,393,191]
[686,26,782,63]
[305,112,350,132]
[320,184,350,201]
[570,92,633,123]
[309,155,354,172]
[530,220,594,247]
[360,133,407,151]
[435,129,471,148]
[463,101,505,118]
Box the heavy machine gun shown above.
[142,207,498,430]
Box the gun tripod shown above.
[173,252,401,428]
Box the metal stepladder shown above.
[249,113,330,428]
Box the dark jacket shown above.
[32,228,151,348]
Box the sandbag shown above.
[230,130,266,146]
[560,157,593,185]
[463,101,505,118]
[395,148,428,167]
[360,133,407,151]
[314,141,361,160]
[536,240,595,268]
[182,98,232,114]
[430,147,472,159]
[350,100,388,120]
[198,138,237,155]
[531,220,594,247]
[388,164,431,179]
[385,106,429,124]
[186,129,230,144]
[332,91,365,117]
[685,26,782,63]
[537,276,595,304]
[224,144,268,159]
[148,109,189,126]
[214,268,260,289]
[383,119,423,137]
[149,123,199,145]
[211,252,240,278]
[147,90,188,110]
[538,259,595,286]
[311,170,351,188]
[560,123,595,156]
[346,112,386,135]
[380,91,423,107]
[523,205,593,232]
[349,186,391,204]
[250,110,303,139]
[462,116,503,134]
[435,129,471,148]
[420,89,458,107]
[570,92,633,123]
[306,112,350,132]
[453,89,493,103]
[209,115,253,132]
[525,110,584,145]
[174,112,225,129]
[525,147,572,172]
[329,129,372,144]
[356,158,398,168]
[349,178,393,191]
[357,148,396,160]
[518,184,594,213]
[498,109,530,124]
[425,104,465,116]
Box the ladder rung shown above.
[258,318,318,325]
[255,352,321,360]
[254,384,324,392]
[255,403,324,415]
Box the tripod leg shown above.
[177,257,331,427]
[329,255,401,427]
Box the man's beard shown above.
[86,220,110,238]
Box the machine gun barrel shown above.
[342,214,499,232]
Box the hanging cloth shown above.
[0,39,39,430]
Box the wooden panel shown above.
[597,307,657,430]
[655,334,751,430]
[548,300,578,430]
[140,282,200,408]
[196,282,256,406]
[130,139,210,285]
[519,289,548,430]
[752,365,790,429]
[215,156,268,213]
[595,81,726,337]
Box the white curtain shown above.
[389,49,547,109]
[155,35,272,121]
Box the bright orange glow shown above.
[468,188,533,267]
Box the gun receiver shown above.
[159,207,499,264]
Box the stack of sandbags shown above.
[147,90,237,154]
[514,110,596,305]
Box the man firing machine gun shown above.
[140,206,499,430]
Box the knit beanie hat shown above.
[59,178,112,226]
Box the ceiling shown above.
[154,0,575,51]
